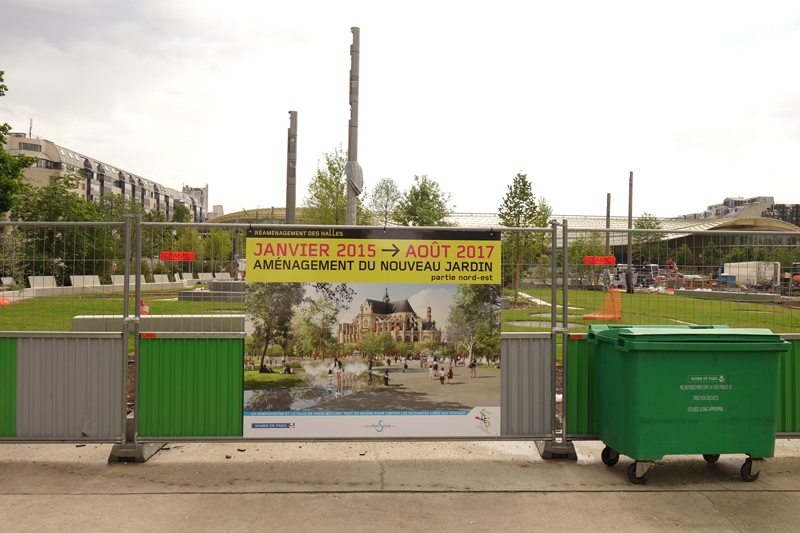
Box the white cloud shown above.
[2,1,800,219]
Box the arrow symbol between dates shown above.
[382,244,400,257]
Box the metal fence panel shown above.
[138,336,244,437]
[0,338,17,437]
[15,336,125,439]
[501,333,553,436]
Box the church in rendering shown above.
[337,289,442,345]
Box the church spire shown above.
[382,287,390,303]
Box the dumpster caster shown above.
[741,458,762,482]
[703,454,720,464]
[627,461,654,484]
[601,446,619,466]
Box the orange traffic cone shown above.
[140,299,150,315]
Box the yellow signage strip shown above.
[245,229,501,284]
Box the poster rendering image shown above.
[243,228,501,438]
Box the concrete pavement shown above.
[3,438,800,532]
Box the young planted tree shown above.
[568,234,606,286]
[498,172,552,298]
[675,243,693,269]
[302,145,369,225]
[368,177,402,225]
[633,212,667,264]
[393,175,455,227]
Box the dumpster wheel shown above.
[627,462,652,484]
[703,454,720,463]
[741,458,761,482]
[601,446,619,466]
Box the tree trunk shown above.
[259,340,269,373]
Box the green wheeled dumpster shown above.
[589,325,790,484]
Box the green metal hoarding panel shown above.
[0,338,17,437]
[139,337,244,437]
[777,339,800,433]
[566,335,598,436]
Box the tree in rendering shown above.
[245,282,305,372]
[447,284,501,360]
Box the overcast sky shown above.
[1,1,799,219]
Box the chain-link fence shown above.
[501,225,800,335]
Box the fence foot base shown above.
[108,443,165,463]
[536,440,577,460]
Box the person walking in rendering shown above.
[332,358,343,387]
[439,366,446,385]
[447,366,454,385]
[470,357,478,378]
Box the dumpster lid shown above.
[592,326,785,344]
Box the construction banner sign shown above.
[246,228,501,284]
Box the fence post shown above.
[537,220,577,459]
[109,214,164,462]
[121,215,132,444]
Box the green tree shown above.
[172,204,192,223]
[568,234,605,286]
[633,212,667,264]
[202,228,233,274]
[302,145,369,225]
[702,241,722,268]
[393,175,455,227]
[368,177,402,225]
[174,227,203,275]
[676,243,693,268]
[245,282,305,372]
[11,173,114,283]
[97,192,145,221]
[497,172,552,297]
[0,71,36,213]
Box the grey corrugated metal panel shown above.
[501,336,553,436]
[501,332,550,340]
[16,337,125,439]
[0,332,122,339]
[142,332,246,339]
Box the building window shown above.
[19,142,42,152]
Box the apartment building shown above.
[3,133,209,221]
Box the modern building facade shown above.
[338,288,442,345]
[3,133,210,221]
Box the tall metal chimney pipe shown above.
[286,111,297,224]
[345,27,363,225]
